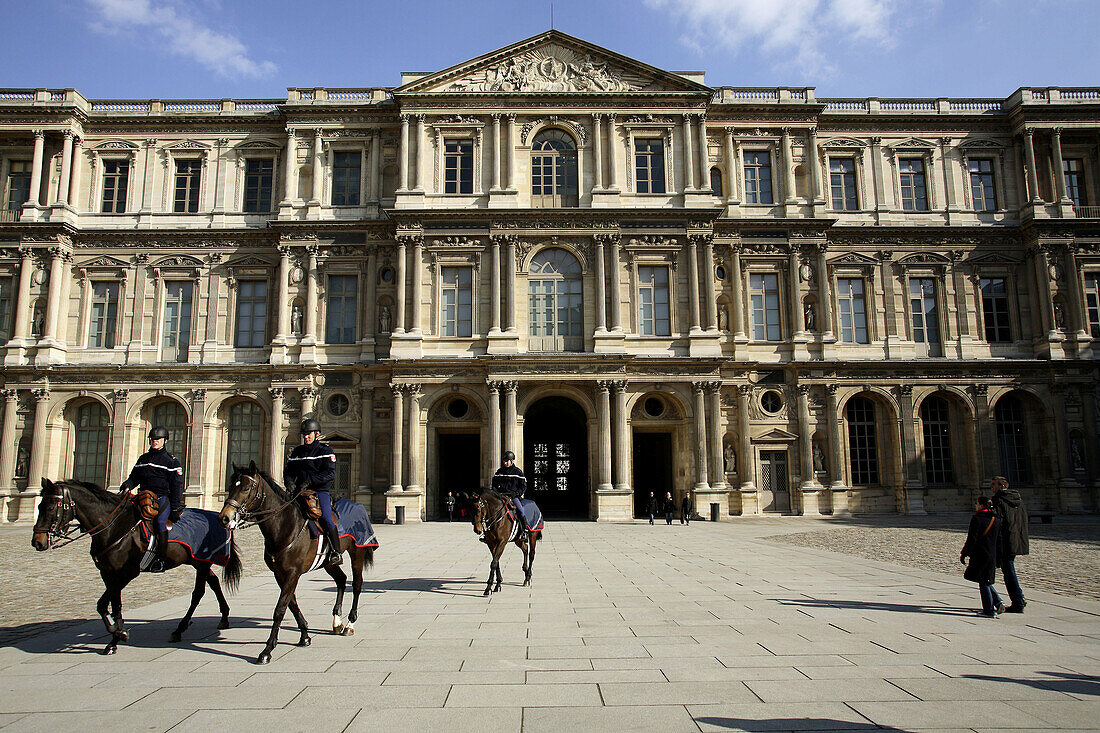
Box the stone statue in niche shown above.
[718,306,729,332]
[290,303,303,335]
[803,302,816,331]
[378,304,392,333]
[812,442,826,473]
[1070,435,1085,472]
[15,443,29,478]
[1053,300,1066,329]
[723,442,737,473]
[31,301,45,338]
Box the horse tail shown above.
[221,535,243,594]
[364,546,375,571]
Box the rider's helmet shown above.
[300,418,322,435]
[148,426,169,440]
[502,450,515,463]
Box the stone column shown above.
[807,127,823,203]
[703,236,717,331]
[737,385,754,490]
[27,130,44,207]
[410,237,423,334]
[730,243,746,340]
[413,115,426,191]
[789,247,805,338]
[723,127,738,203]
[797,384,820,489]
[390,385,404,492]
[1064,244,1088,338]
[817,244,833,340]
[487,381,502,471]
[502,381,518,460]
[594,235,607,333]
[268,388,284,476]
[824,385,848,515]
[303,246,319,343]
[781,128,796,204]
[489,236,502,333]
[26,388,50,496]
[187,389,205,496]
[611,381,630,492]
[1023,130,1041,203]
[394,238,407,334]
[107,389,128,490]
[696,114,709,190]
[504,114,516,190]
[692,382,710,490]
[56,131,73,206]
[682,114,696,192]
[310,129,324,204]
[274,246,291,344]
[896,385,925,514]
[398,115,410,192]
[609,235,623,332]
[370,129,381,203]
[364,249,378,346]
[41,248,68,344]
[707,384,727,490]
[504,237,517,332]
[1051,128,1069,202]
[687,237,701,332]
[592,114,604,190]
[491,114,502,191]
[67,137,83,209]
[10,248,34,343]
[606,114,619,190]
[0,390,18,493]
[595,381,613,491]
[406,386,422,492]
[358,387,373,497]
[282,129,296,203]
[300,386,317,420]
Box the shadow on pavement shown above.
[963,671,1100,698]
[315,576,487,597]
[776,597,975,616]
[694,717,900,731]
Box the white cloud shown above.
[87,0,276,79]
[646,0,900,76]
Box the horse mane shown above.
[257,469,296,503]
[60,479,126,509]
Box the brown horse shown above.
[470,490,540,596]
[218,461,374,665]
[31,478,241,655]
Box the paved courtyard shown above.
[1,517,1097,732]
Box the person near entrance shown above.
[991,476,1029,613]
[445,492,456,522]
[646,492,658,524]
[663,492,675,525]
[285,419,342,566]
[120,426,184,573]
[492,451,528,533]
[680,491,693,525]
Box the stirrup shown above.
[146,558,168,573]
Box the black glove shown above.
[959,554,967,564]
[169,510,182,523]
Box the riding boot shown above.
[324,525,343,566]
[148,531,169,573]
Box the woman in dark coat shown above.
[663,492,675,525]
[960,496,1004,617]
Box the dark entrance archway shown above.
[633,432,673,518]
[522,396,589,518]
[437,433,480,519]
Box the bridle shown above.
[35,483,137,551]
[473,494,507,540]
[224,472,305,527]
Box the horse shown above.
[470,490,540,596]
[31,478,242,655]
[218,461,375,665]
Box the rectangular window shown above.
[88,282,119,349]
[634,138,665,194]
[1064,159,1087,206]
[980,277,1012,343]
[440,266,472,337]
[743,151,773,204]
[243,159,274,212]
[829,158,858,211]
[749,272,781,341]
[443,140,474,194]
[332,151,361,205]
[235,280,267,348]
[899,158,928,211]
[1084,273,1100,338]
[100,160,129,213]
[174,159,202,213]
[836,277,868,344]
[969,158,997,212]
[5,160,31,211]
[325,274,358,344]
[161,281,193,361]
[909,278,940,345]
[638,265,671,336]
[0,277,12,345]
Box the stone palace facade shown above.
[1,31,1098,523]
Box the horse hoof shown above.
[169,632,182,643]
[483,589,491,596]
[117,630,129,643]
[256,653,271,665]
[342,626,354,636]
[299,637,311,647]
[218,619,230,630]
[101,646,117,656]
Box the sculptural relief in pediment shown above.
[445,45,649,93]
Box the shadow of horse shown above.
[962,671,1100,698]
[694,718,900,731]
[776,597,975,616]
[350,576,484,597]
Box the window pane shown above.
[244,158,274,212]
[332,151,362,205]
[846,396,879,485]
[5,160,32,211]
[325,275,358,344]
[236,280,267,347]
[73,402,109,486]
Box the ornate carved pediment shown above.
[520,116,587,145]
[752,428,798,443]
[394,31,710,95]
[887,137,936,151]
[896,252,950,266]
[78,255,129,269]
[236,139,281,150]
[151,255,204,268]
[821,136,866,149]
[828,252,878,267]
[224,255,274,268]
[968,251,1020,265]
[93,140,138,151]
[958,138,1005,151]
[163,140,210,151]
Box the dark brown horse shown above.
[218,461,374,665]
[470,490,540,596]
[31,478,241,655]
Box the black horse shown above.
[470,490,540,596]
[218,462,375,665]
[31,478,241,655]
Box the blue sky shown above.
[1,0,1096,100]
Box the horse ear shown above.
[248,459,258,474]
[41,477,53,491]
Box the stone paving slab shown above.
[1,517,1098,731]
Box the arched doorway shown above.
[523,396,588,517]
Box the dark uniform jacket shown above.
[123,448,184,516]
[491,464,527,498]
[961,509,999,585]
[992,488,1029,560]
[284,441,337,493]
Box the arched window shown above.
[709,166,723,197]
[528,248,583,352]
[921,396,954,485]
[995,394,1030,485]
[846,396,879,485]
[226,401,264,482]
[153,401,188,475]
[530,129,578,208]
[73,402,109,487]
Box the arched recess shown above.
[839,389,902,513]
[991,389,1053,492]
[216,398,269,485]
[139,395,191,480]
[915,389,978,510]
[526,247,584,352]
[428,389,486,519]
[65,397,112,488]
[530,128,579,208]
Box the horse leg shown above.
[287,595,311,647]
[483,541,500,596]
[325,563,348,634]
[257,573,300,665]
[345,549,364,635]
[492,540,507,594]
[206,571,231,630]
[170,566,208,642]
[525,532,537,587]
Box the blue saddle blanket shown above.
[166,508,232,566]
[308,499,378,548]
[506,499,544,532]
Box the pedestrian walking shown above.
[680,492,692,525]
[991,476,1029,613]
[445,492,456,522]
[960,495,1004,618]
[646,492,657,524]
[663,492,675,525]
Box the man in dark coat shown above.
[445,492,456,522]
[991,476,1029,613]
[663,492,675,525]
[646,492,658,525]
[492,451,528,533]
[961,495,1003,617]
[680,492,693,525]
[121,426,184,573]
[284,419,342,566]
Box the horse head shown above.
[32,478,82,551]
[220,460,261,530]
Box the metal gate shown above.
[759,449,790,513]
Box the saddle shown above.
[298,489,323,521]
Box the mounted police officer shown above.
[120,426,184,573]
[492,450,528,534]
[285,419,342,566]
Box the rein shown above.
[228,473,311,560]
[37,484,139,551]
[475,494,510,540]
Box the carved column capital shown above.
[797,384,812,396]
[736,384,753,397]
[300,386,318,400]
[499,380,518,393]
[486,379,504,393]
[269,387,284,400]
[191,388,207,402]
[111,389,129,403]
[32,388,50,403]
[1,388,18,402]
